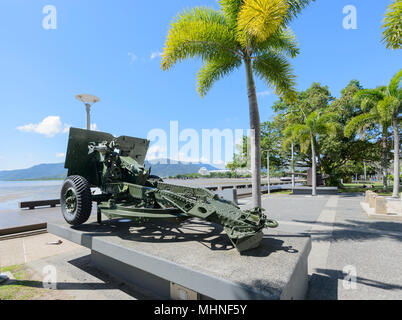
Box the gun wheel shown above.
[61,175,92,226]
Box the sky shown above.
[0,0,400,170]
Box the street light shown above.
[75,94,100,130]
[266,150,271,195]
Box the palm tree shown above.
[382,0,402,50]
[345,89,391,191]
[284,110,340,196]
[345,70,402,196]
[161,0,313,208]
[377,70,402,197]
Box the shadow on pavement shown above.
[292,219,402,243]
[307,267,402,300]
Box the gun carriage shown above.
[61,128,278,253]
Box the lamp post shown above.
[291,142,295,189]
[75,94,100,130]
[267,150,270,195]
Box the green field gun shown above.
[61,128,278,253]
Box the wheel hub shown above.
[65,188,77,213]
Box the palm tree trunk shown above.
[381,128,388,192]
[244,57,262,208]
[392,116,400,198]
[311,135,317,196]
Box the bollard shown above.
[369,192,377,208]
[375,196,387,215]
[365,190,372,203]
[233,188,238,205]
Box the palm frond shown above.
[284,0,315,25]
[220,0,243,27]
[161,7,237,70]
[378,96,399,122]
[305,110,319,129]
[252,27,299,58]
[344,113,377,138]
[382,0,402,50]
[237,0,289,43]
[388,68,402,98]
[197,57,242,97]
[353,89,386,112]
[252,51,297,101]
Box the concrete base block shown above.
[375,196,387,215]
[292,187,338,195]
[48,219,311,300]
[360,202,402,221]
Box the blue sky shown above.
[0,0,400,170]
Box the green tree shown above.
[346,70,402,195]
[161,0,314,208]
[321,80,380,186]
[273,83,334,173]
[283,110,340,195]
[382,0,402,50]
[345,88,391,191]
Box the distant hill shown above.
[144,159,218,177]
[0,160,219,181]
[0,163,67,181]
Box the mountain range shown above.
[0,159,218,181]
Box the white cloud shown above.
[17,116,67,138]
[56,153,65,158]
[128,52,138,64]
[90,123,99,131]
[257,90,271,97]
[150,51,162,60]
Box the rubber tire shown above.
[60,175,92,226]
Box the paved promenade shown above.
[241,194,402,299]
[1,192,401,299]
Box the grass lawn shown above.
[339,183,400,196]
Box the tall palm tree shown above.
[345,69,402,195]
[345,89,391,191]
[382,0,402,50]
[161,0,313,208]
[283,110,340,196]
[377,70,402,197]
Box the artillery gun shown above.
[61,128,278,253]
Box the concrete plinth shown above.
[48,218,311,300]
[292,187,338,195]
[369,193,377,208]
[375,196,387,214]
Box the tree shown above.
[161,0,314,208]
[382,0,402,50]
[346,70,402,196]
[387,70,402,197]
[283,110,340,195]
[345,88,391,191]
[273,83,334,176]
[321,80,380,186]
